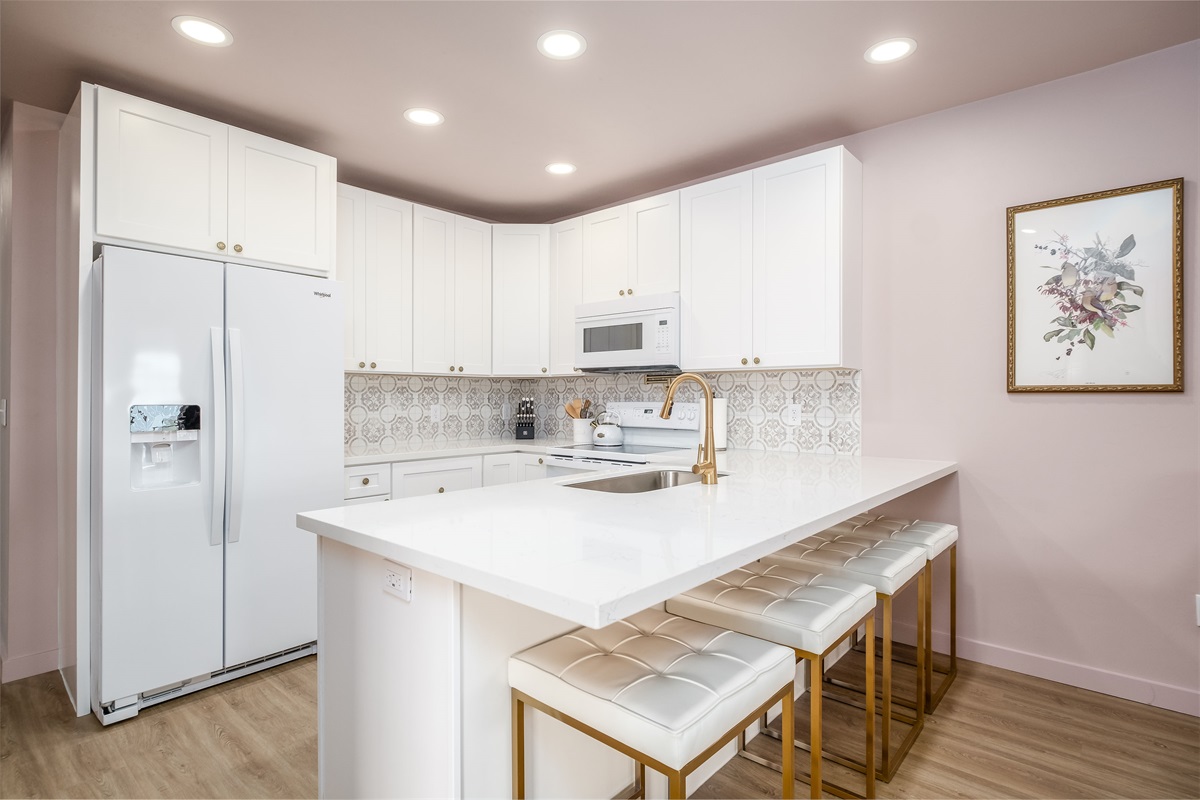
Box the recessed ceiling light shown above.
[864,37,916,64]
[538,30,587,60]
[545,163,576,175]
[171,16,233,47]
[404,108,444,126]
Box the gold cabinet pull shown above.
[361,477,370,486]
[619,290,625,296]
[359,361,366,368]
[537,458,544,465]
[449,366,455,372]
[370,362,377,369]
[541,367,547,373]
[627,288,634,295]
[233,244,243,253]
[753,356,761,365]
[740,357,748,365]
[458,366,464,372]
[438,487,445,494]
[216,241,226,251]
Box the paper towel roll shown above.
[712,397,729,451]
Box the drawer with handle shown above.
[344,464,392,501]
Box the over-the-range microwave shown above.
[574,292,681,374]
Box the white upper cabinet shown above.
[337,186,414,373]
[492,225,550,376]
[336,185,366,370]
[680,173,754,371]
[227,128,334,273]
[454,217,492,376]
[94,86,336,273]
[549,218,584,375]
[581,205,628,303]
[95,88,228,255]
[412,206,491,376]
[680,146,861,371]
[627,191,680,297]
[753,147,861,369]
[412,205,456,374]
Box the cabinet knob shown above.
[438,487,445,494]
[361,477,370,486]
[216,241,226,251]
[627,288,634,295]
[458,366,464,372]
[538,458,544,465]
[370,362,377,369]
[359,361,366,368]
[741,357,748,365]
[753,356,761,365]
[619,290,625,296]
[449,366,455,372]
[541,367,547,373]
[233,244,243,253]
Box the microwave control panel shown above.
[654,317,672,353]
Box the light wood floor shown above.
[2,653,1197,799]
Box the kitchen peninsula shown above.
[297,449,956,799]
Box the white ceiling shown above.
[2,1,1198,223]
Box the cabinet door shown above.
[454,216,492,376]
[581,205,629,303]
[482,453,518,487]
[412,205,456,374]
[227,127,335,273]
[336,185,367,370]
[752,150,844,368]
[517,453,547,482]
[492,225,550,376]
[365,192,414,373]
[392,457,483,498]
[549,218,584,376]
[628,191,680,297]
[680,174,754,371]
[94,87,228,255]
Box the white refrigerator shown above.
[91,245,342,724]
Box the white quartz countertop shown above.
[344,438,574,466]
[301,451,957,628]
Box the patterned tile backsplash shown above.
[345,370,861,457]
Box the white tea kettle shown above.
[591,411,625,446]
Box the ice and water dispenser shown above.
[129,404,201,489]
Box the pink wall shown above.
[854,42,1199,713]
[1,104,64,682]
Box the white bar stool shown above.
[817,515,959,713]
[509,608,798,799]
[666,562,878,799]
[761,538,926,782]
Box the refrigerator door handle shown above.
[210,328,227,547]
[227,327,245,544]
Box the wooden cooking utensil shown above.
[565,399,582,419]
[580,399,591,418]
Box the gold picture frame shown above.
[1007,177,1183,392]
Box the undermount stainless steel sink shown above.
[565,469,725,494]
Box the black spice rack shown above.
[515,397,535,440]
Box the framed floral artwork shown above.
[1007,178,1183,392]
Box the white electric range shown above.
[544,401,702,475]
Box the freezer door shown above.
[96,247,226,704]
[223,264,343,666]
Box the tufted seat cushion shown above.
[812,514,959,559]
[666,562,875,656]
[508,608,795,770]
[762,536,925,596]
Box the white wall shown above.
[855,42,1199,714]
[1,102,66,682]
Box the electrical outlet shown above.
[383,562,413,602]
[430,404,445,423]
[784,404,804,426]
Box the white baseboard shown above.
[1,648,59,683]
[891,620,1199,717]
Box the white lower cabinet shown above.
[392,456,483,498]
[482,453,547,486]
